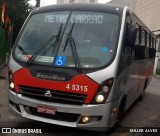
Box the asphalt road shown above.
[0,66,160,136]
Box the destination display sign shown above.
[45,14,103,24]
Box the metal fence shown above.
[0,27,10,65]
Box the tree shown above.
[0,0,34,44]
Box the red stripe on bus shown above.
[13,68,99,104]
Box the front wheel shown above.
[117,96,127,120]
[138,79,148,101]
[138,89,145,101]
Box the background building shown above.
[108,0,160,32]
[108,0,160,74]
[57,0,98,4]
[134,0,160,32]
[108,0,137,9]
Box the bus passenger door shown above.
[121,12,139,110]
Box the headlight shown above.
[95,94,105,103]
[8,67,15,92]
[91,78,114,104]
[10,82,15,89]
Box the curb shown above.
[154,75,160,79]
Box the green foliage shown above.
[0,0,34,44]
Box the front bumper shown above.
[8,89,113,131]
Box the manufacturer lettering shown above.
[36,73,66,81]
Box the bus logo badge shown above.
[45,90,52,97]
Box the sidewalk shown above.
[0,65,7,80]
[154,74,160,79]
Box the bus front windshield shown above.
[14,11,120,69]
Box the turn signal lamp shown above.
[107,79,113,85]
[113,108,117,113]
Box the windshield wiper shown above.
[63,22,75,52]
[63,23,81,70]
[26,23,63,66]
[18,45,28,55]
[52,23,63,54]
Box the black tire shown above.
[138,79,148,101]
[138,89,145,101]
[117,96,127,120]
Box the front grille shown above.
[19,86,87,105]
[25,106,79,122]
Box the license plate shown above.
[37,105,56,115]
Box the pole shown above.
[36,0,40,7]
[153,38,160,75]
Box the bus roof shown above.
[32,3,124,14]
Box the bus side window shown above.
[134,24,141,59]
[135,24,140,46]
[141,28,145,46]
[155,38,157,49]
[149,36,156,59]
[152,37,154,49]
[147,33,150,48]
[121,12,137,67]
[135,28,147,59]
[125,15,137,48]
